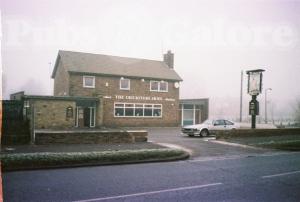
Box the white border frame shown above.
[83,76,95,88]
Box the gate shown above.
[1,100,30,145]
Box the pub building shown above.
[11,50,209,131]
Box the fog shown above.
[1,0,300,121]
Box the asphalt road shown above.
[3,152,300,202]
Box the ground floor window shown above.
[181,104,202,126]
[114,102,162,118]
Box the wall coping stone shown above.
[35,129,145,134]
[215,128,300,139]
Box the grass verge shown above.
[0,148,188,171]
[256,140,300,151]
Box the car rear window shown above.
[225,120,234,125]
[214,120,225,125]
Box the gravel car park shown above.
[181,119,239,137]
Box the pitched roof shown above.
[52,50,182,81]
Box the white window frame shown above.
[150,81,159,91]
[159,81,168,92]
[120,78,130,90]
[89,107,96,127]
[181,104,195,126]
[83,76,95,88]
[75,107,80,127]
[114,102,162,118]
[150,80,168,92]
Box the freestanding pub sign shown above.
[246,69,265,129]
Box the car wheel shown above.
[200,129,209,137]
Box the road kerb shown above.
[211,140,263,149]
[155,142,193,156]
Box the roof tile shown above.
[53,50,182,81]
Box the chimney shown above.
[163,50,174,69]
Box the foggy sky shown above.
[1,0,300,120]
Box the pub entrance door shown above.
[76,107,96,128]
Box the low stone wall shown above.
[215,128,300,140]
[35,130,148,144]
[127,130,148,142]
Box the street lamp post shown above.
[240,70,243,123]
[265,88,272,124]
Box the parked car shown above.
[181,119,239,137]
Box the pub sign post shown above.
[246,69,265,129]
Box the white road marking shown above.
[73,182,223,202]
[262,170,300,179]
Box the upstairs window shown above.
[150,81,168,92]
[150,81,159,91]
[83,76,95,88]
[120,78,130,90]
[160,81,168,92]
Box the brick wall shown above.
[35,130,148,144]
[69,74,180,127]
[53,57,69,96]
[33,100,76,129]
